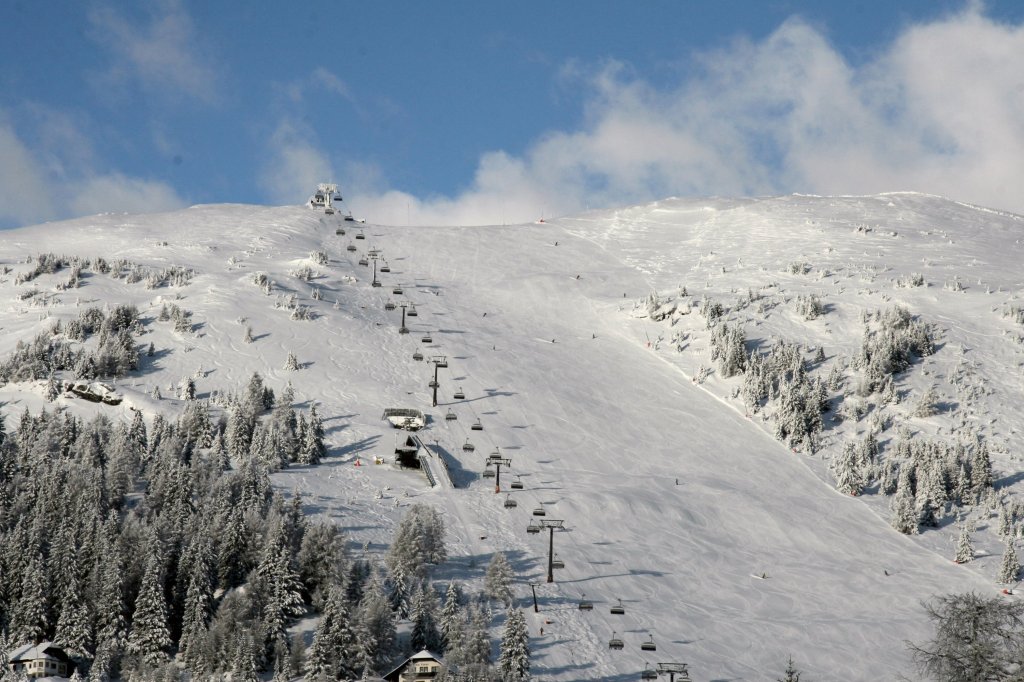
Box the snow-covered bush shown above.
[794,294,825,320]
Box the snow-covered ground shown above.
[3,192,1023,679]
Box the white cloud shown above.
[259,120,336,205]
[348,6,1024,225]
[88,0,218,103]
[0,113,187,228]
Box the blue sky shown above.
[2,1,1024,228]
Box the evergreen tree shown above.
[831,443,863,496]
[298,404,326,465]
[998,542,1021,585]
[254,525,306,649]
[284,352,299,371]
[53,554,93,658]
[126,542,172,666]
[440,580,463,654]
[955,526,974,564]
[10,551,50,645]
[498,608,530,681]
[410,582,442,653]
[355,577,396,672]
[890,493,919,535]
[778,655,802,682]
[304,586,359,680]
[484,552,515,605]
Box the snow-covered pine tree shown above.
[999,542,1021,584]
[284,352,299,371]
[831,442,863,496]
[778,655,802,681]
[484,552,515,604]
[355,576,396,672]
[9,551,50,645]
[498,607,530,681]
[243,325,254,343]
[410,581,443,652]
[955,526,974,564]
[440,580,463,654]
[126,541,172,666]
[890,493,919,535]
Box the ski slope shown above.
[2,193,1021,679]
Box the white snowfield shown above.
[2,192,1022,680]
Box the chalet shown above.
[7,641,74,679]
[383,649,447,682]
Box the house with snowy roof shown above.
[6,641,74,679]
[382,649,447,682]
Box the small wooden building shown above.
[7,641,74,679]
[383,650,447,682]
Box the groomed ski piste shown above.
[3,191,1023,679]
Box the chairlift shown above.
[344,215,355,222]
[551,555,564,570]
[385,300,396,311]
[358,258,369,266]
[578,594,593,611]
[407,305,418,317]
[641,635,657,652]
[462,439,476,453]
[608,632,624,650]
[324,207,334,215]
[428,380,439,388]
[503,495,517,509]
[526,522,541,534]
[482,468,496,479]
[355,231,366,240]
[336,228,346,235]
[453,387,465,400]
[412,351,423,361]
[471,420,483,431]
[510,476,524,490]
[371,280,382,288]
[421,334,433,343]
[347,244,357,252]
[532,507,546,517]
[445,409,458,421]
[435,357,448,368]
[610,599,625,615]
[380,262,391,273]
[399,326,409,335]
[393,286,404,295]
[641,667,658,681]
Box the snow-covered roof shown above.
[8,641,70,663]
[382,649,444,680]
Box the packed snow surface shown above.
[4,192,1024,679]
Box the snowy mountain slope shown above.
[1,193,1021,680]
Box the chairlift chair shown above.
[526,522,541,534]
[429,380,439,388]
[393,286,404,295]
[641,668,658,681]
[380,262,391,273]
[610,599,625,615]
[325,207,334,215]
[641,635,657,652]
[578,595,593,611]
[608,633,624,651]
[471,420,483,431]
[482,468,496,479]
[532,507,546,517]
[551,555,564,570]
[385,300,396,311]
[503,495,517,509]
[421,334,433,343]
[412,351,423,361]
[355,231,366,240]
[445,409,457,421]
[372,280,382,288]
[453,387,465,400]
[399,327,409,335]
[407,305,418,317]
[462,439,476,453]
[510,476,524,490]
[336,228,346,235]
[347,244,357,252]
[358,258,369,266]
[436,357,448,368]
